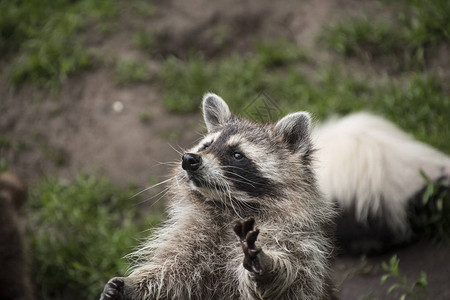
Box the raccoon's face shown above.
[179,93,312,209]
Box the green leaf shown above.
[389,255,398,266]
[422,181,434,205]
[380,274,391,285]
[413,272,428,290]
[387,283,402,294]
[419,169,432,185]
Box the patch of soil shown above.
[335,242,450,299]
[1,68,201,186]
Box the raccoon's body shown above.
[100,94,336,300]
[313,112,450,254]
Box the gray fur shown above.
[274,112,311,152]
[100,95,336,300]
[202,93,231,132]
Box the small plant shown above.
[0,135,30,152]
[0,153,8,173]
[380,255,429,299]
[204,23,230,48]
[138,111,152,124]
[114,58,151,85]
[133,29,156,54]
[156,128,182,140]
[408,171,450,243]
[255,38,308,68]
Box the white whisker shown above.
[137,187,171,205]
[129,176,177,200]
[168,143,183,156]
[222,171,259,187]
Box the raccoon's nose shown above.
[182,153,202,171]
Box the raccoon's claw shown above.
[234,218,263,275]
[100,277,124,300]
[234,218,254,240]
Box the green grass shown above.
[114,58,151,85]
[1,0,119,90]
[129,0,158,17]
[160,39,308,114]
[161,54,262,113]
[320,18,398,57]
[203,23,230,49]
[9,40,91,90]
[138,110,152,124]
[27,175,164,300]
[272,70,449,152]
[398,0,450,43]
[133,29,156,54]
[255,39,308,68]
[0,134,30,152]
[320,0,450,69]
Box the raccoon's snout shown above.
[182,153,202,172]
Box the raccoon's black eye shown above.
[198,141,212,152]
[233,152,244,160]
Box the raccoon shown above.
[313,113,450,254]
[100,94,336,300]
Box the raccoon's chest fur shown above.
[154,199,246,298]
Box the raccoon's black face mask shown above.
[180,93,313,203]
[182,127,272,198]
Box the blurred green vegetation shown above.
[27,175,164,300]
[320,0,450,69]
[0,0,118,90]
[114,58,152,85]
[133,28,156,55]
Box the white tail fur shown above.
[313,112,450,233]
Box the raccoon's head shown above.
[179,93,314,212]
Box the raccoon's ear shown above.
[274,112,311,152]
[202,93,231,132]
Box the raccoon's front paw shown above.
[100,277,125,300]
[234,218,263,275]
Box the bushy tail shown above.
[312,112,450,254]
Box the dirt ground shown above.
[1,0,449,298]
